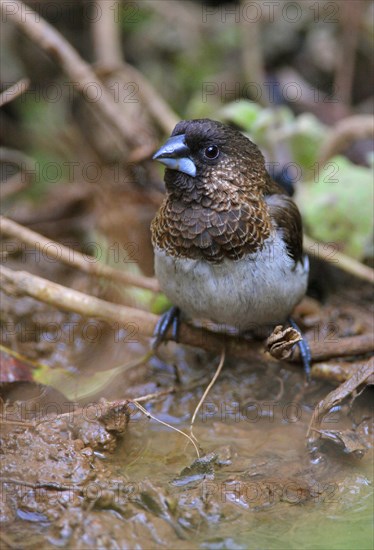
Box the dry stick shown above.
[0,174,30,200]
[95,0,180,134]
[91,2,158,152]
[123,64,179,135]
[311,360,374,385]
[307,358,374,442]
[318,115,374,166]
[3,218,371,330]
[0,477,73,491]
[132,400,200,458]
[0,215,160,292]
[1,0,133,150]
[190,347,226,443]
[292,333,373,363]
[304,235,374,284]
[0,148,36,171]
[133,387,176,403]
[2,225,371,339]
[1,265,374,382]
[0,78,30,107]
[92,0,123,67]
[0,264,259,361]
[0,149,39,200]
[3,227,371,350]
[0,264,158,333]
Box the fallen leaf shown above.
[266,325,302,360]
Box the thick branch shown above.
[0,264,262,362]
[0,216,159,292]
[291,334,374,362]
[307,358,373,443]
[1,266,373,383]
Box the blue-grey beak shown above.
[152,134,196,177]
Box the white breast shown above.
[154,233,308,333]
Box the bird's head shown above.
[153,119,269,199]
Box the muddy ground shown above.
[1,263,373,549]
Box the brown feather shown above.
[266,193,304,265]
[151,119,302,265]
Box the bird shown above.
[151,119,311,378]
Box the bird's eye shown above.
[204,145,220,159]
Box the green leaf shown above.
[298,156,374,259]
[33,351,153,401]
[219,100,262,131]
[151,293,172,315]
[289,113,327,170]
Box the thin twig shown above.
[132,400,200,458]
[0,78,30,107]
[0,216,160,292]
[190,347,226,441]
[133,387,176,403]
[0,148,36,172]
[123,64,179,135]
[0,477,73,490]
[0,174,30,200]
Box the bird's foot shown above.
[288,317,312,383]
[153,306,180,350]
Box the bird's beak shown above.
[152,134,197,177]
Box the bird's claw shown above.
[288,317,312,383]
[153,306,180,350]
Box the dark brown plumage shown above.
[151,119,301,264]
[151,119,311,377]
[266,193,304,264]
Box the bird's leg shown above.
[153,306,181,350]
[288,317,312,382]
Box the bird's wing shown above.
[265,193,304,265]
